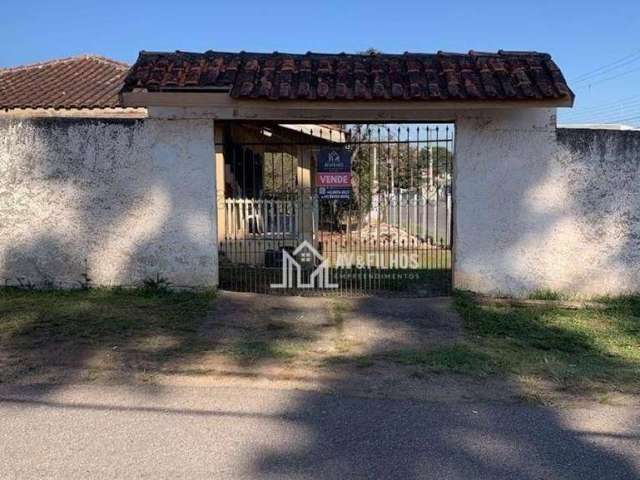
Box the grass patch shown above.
[222,339,310,363]
[0,287,216,361]
[386,345,495,375]
[328,300,348,330]
[527,289,564,301]
[453,290,640,391]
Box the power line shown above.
[568,100,640,119]
[565,110,640,125]
[601,114,640,124]
[572,54,640,84]
[566,94,640,115]
[574,103,640,118]
[565,105,640,123]
[586,109,640,123]
[575,64,640,90]
[571,50,640,83]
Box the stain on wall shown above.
[0,117,217,288]
[1,112,637,296]
[454,109,640,297]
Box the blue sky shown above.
[2,0,639,125]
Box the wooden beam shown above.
[121,91,572,121]
[0,107,147,119]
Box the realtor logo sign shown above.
[316,148,352,200]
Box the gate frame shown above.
[214,120,456,296]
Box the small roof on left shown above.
[0,55,130,110]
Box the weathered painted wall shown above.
[454,109,640,297]
[1,109,637,296]
[0,118,218,288]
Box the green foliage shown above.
[263,151,297,196]
[453,290,640,391]
[386,345,495,375]
[222,339,306,363]
[142,273,173,292]
[528,289,563,301]
[0,287,216,347]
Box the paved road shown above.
[0,384,638,479]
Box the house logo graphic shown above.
[270,241,338,289]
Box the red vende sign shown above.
[316,172,352,187]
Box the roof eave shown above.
[121,90,572,121]
[0,106,147,119]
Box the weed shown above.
[142,273,173,292]
[528,289,564,301]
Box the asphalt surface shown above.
[0,384,638,479]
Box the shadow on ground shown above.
[1,289,639,478]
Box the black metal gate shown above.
[217,123,453,296]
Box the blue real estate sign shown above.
[316,148,352,200]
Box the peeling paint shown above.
[1,112,637,296]
[0,118,217,288]
[454,110,640,297]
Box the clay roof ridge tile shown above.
[0,55,128,75]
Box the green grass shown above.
[2,286,639,395]
[385,345,495,375]
[453,290,640,391]
[527,289,564,301]
[0,287,216,353]
[222,339,311,363]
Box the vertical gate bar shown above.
[296,144,303,296]
[249,152,260,292]
[368,126,373,293]
[405,126,411,292]
[416,129,419,280]
[375,126,381,293]
[447,125,453,293]
[426,127,431,276]
[291,146,296,280]
[231,146,238,291]
[240,148,246,290]
[384,128,389,291]
[277,148,284,293]
[415,126,420,280]
[434,125,442,290]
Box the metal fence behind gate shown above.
[217,123,454,296]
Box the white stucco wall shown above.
[1,108,637,296]
[0,118,218,288]
[454,109,640,297]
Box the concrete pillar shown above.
[453,108,557,296]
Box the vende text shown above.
[316,173,352,187]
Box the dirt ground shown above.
[3,290,635,406]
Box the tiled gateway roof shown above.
[0,55,129,109]
[123,50,573,103]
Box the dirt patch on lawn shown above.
[199,292,462,357]
[2,289,522,403]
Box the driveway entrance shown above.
[217,123,454,296]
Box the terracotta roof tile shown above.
[0,55,129,109]
[123,50,573,103]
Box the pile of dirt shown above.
[320,223,432,247]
